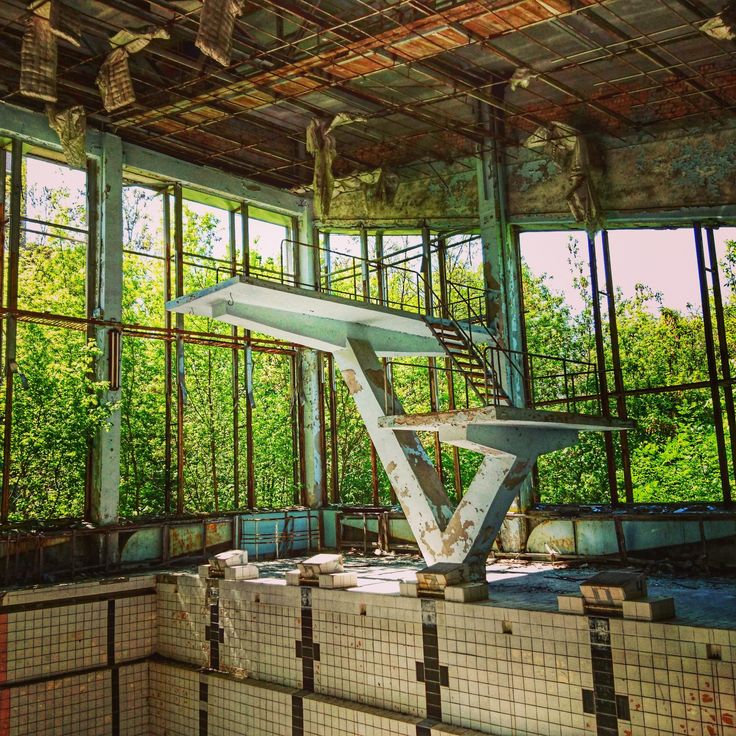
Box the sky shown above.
[520,228,736,315]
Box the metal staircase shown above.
[424,317,511,406]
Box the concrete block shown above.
[318,572,357,589]
[622,597,676,621]
[198,564,211,579]
[399,580,419,598]
[444,582,488,603]
[416,563,466,593]
[210,549,248,572]
[580,571,647,604]
[297,553,344,581]
[558,594,586,614]
[223,564,259,581]
[285,570,301,586]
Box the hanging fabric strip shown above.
[20,15,58,102]
[97,48,134,111]
[47,105,87,169]
[196,0,245,66]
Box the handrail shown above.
[253,237,601,412]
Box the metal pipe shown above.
[327,353,340,504]
[1,139,22,522]
[359,224,370,302]
[241,204,256,509]
[705,227,736,506]
[587,232,620,506]
[694,224,732,504]
[163,191,173,514]
[601,230,634,503]
[229,209,240,509]
[84,157,98,519]
[174,183,185,514]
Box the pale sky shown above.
[520,228,736,315]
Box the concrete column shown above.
[476,101,524,401]
[297,203,325,507]
[91,133,123,525]
[476,101,531,546]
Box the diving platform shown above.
[378,405,633,432]
[166,275,492,357]
[167,275,634,599]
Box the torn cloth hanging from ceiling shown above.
[30,0,81,46]
[20,16,58,102]
[97,26,169,111]
[701,2,736,41]
[306,113,367,219]
[97,48,134,111]
[47,105,86,169]
[196,0,245,66]
[525,121,601,234]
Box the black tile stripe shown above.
[587,616,630,736]
[419,599,445,722]
[0,586,154,615]
[111,668,120,736]
[297,587,317,692]
[205,580,223,672]
[292,693,304,736]
[199,677,209,736]
[416,718,436,736]
[107,600,116,667]
[0,657,150,691]
[108,599,119,736]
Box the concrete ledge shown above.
[622,597,676,621]
[444,582,489,603]
[318,572,358,589]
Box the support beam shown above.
[296,204,325,508]
[90,134,124,526]
[0,101,305,217]
[476,99,529,549]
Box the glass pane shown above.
[19,157,87,317]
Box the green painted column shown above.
[90,133,123,526]
[297,203,326,508]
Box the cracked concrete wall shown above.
[324,158,478,229]
[509,123,736,222]
[326,124,736,228]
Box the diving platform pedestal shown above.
[167,275,634,594]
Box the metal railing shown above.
[227,237,600,413]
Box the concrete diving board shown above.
[166,275,491,357]
[378,405,635,432]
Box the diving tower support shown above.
[167,276,632,591]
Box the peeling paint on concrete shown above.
[341,369,363,395]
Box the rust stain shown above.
[341,369,363,395]
[365,367,392,395]
[386,461,397,474]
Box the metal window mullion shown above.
[601,230,634,504]
[84,156,98,520]
[1,139,22,522]
[587,232,620,507]
[705,226,736,505]
[163,191,173,514]
[694,224,732,504]
[229,209,240,510]
[174,183,185,514]
[241,204,255,509]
